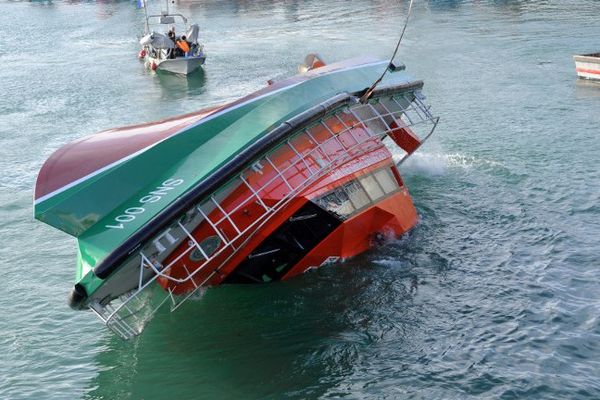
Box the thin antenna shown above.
[143,0,149,34]
[360,0,415,104]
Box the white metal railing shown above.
[91,91,439,339]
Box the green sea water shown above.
[1,1,599,398]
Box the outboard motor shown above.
[185,24,200,43]
[298,53,327,73]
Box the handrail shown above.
[136,132,381,285]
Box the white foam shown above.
[396,151,503,177]
[398,152,448,176]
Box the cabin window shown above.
[351,104,389,136]
[318,189,355,218]
[359,174,385,201]
[314,166,402,219]
[374,168,399,194]
[343,180,370,210]
[379,96,411,117]
[224,202,342,284]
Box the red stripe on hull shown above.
[576,67,600,75]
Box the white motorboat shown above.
[138,3,206,75]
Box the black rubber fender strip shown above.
[68,283,88,310]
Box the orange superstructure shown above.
[156,100,424,295]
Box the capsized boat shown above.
[574,52,600,81]
[138,8,206,75]
[34,56,438,339]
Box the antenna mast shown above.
[360,0,415,104]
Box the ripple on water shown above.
[2,0,600,399]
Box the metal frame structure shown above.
[90,90,439,340]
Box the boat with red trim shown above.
[34,55,438,339]
[574,52,600,81]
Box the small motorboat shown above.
[138,3,206,75]
[573,52,600,81]
[34,55,438,339]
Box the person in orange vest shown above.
[176,35,190,56]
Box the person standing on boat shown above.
[167,29,177,59]
[176,35,190,57]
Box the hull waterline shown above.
[157,56,206,75]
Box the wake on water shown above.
[396,151,505,177]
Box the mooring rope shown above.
[360,0,415,104]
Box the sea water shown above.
[1,1,599,398]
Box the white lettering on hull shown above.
[105,178,184,230]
